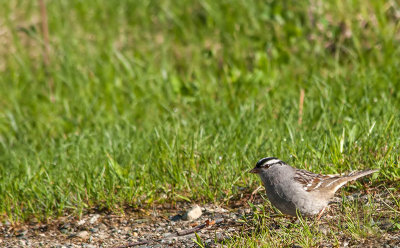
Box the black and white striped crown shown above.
[255,157,285,169]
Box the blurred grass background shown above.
[0,0,399,221]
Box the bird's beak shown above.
[249,167,260,174]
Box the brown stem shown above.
[298,88,305,125]
[39,0,54,102]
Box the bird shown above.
[249,157,378,218]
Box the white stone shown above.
[77,219,86,226]
[76,230,90,239]
[89,214,100,224]
[182,205,202,221]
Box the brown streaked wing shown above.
[294,169,336,192]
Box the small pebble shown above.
[97,233,108,239]
[76,231,90,239]
[89,214,100,224]
[318,225,329,235]
[162,232,174,238]
[98,223,107,230]
[77,219,85,226]
[82,244,96,248]
[182,205,202,221]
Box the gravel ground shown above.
[1,188,399,248]
[0,202,244,248]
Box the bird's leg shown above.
[316,207,326,220]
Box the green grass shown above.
[0,0,399,229]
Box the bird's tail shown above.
[345,169,379,181]
[326,169,379,193]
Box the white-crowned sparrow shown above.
[250,157,378,218]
